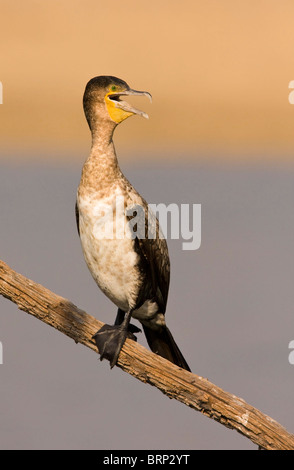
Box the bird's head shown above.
[83,76,152,130]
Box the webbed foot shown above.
[93,323,140,368]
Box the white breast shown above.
[77,191,141,312]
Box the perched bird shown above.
[76,75,190,371]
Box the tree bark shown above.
[0,259,293,450]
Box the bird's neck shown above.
[79,122,122,193]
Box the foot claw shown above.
[128,323,141,334]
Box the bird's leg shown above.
[93,308,140,368]
[115,308,141,334]
[114,308,125,325]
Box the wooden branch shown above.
[0,259,293,450]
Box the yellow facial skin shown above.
[105,86,133,124]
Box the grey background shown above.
[0,159,293,449]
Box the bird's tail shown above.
[142,324,191,372]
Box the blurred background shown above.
[0,0,293,450]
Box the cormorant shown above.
[76,76,190,371]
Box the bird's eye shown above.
[111,85,117,91]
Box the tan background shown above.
[1,0,294,163]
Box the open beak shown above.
[109,88,152,119]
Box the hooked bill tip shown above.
[146,92,152,104]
